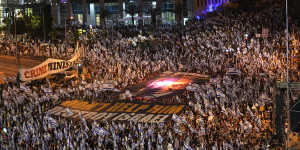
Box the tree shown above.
[24,15,41,33]
[125,2,138,25]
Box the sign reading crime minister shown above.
[19,46,80,82]
[48,100,185,123]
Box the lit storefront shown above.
[50,0,229,27]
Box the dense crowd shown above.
[0,0,300,149]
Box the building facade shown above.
[52,0,229,27]
[0,0,47,26]
[0,0,20,25]
[0,0,230,27]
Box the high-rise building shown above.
[51,0,229,27]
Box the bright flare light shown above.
[147,78,176,88]
[147,78,192,91]
[148,79,176,88]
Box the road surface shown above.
[0,55,42,83]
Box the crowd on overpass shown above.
[0,0,300,149]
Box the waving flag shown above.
[172,114,181,123]
[237,108,243,117]
[227,68,241,76]
[79,111,88,128]
[247,105,254,117]
[216,88,226,98]
[158,133,164,144]
[184,143,194,150]
[47,117,57,129]
[93,127,109,136]
[221,105,228,115]
[255,117,262,128]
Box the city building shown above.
[0,0,230,27]
[0,0,47,26]
[0,0,20,25]
[51,0,230,27]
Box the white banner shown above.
[19,51,80,82]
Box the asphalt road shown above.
[0,55,42,83]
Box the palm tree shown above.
[125,2,138,25]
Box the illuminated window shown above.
[77,14,83,24]
[87,15,91,25]
[162,11,175,25]
[96,14,100,25]
[25,8,33,16]
[152,1,156,8]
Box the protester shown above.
[0,0,299,149]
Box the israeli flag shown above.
[44,88,53,94]
[227,67,241,76]
[92,126,102,136]
[172,114,180,122]
[216,88,226,98]
[47,117,57,129]
[20,83,29,91]
[256,117,262,128]
[247,106,254,117]
[158,133,163,144]
[184,143,194,150]
[93,127,109,136]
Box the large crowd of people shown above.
[0,0,300,149]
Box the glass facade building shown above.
[0,0,229,27]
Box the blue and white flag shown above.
[221,105,228,115]
[20,83,29,91]
[47,117,57,129]
[95,127,109,136]
[92,126,102,136]
[247,106,254,117]
[255,117,262,128]
[44,88,53,94]
[223,142,234,150]
[227,68,241,76]
[158,133,163,144]
[79,111,88,128]
[237,108,243,117]
[216,89,226,98]
[172,114,181,123]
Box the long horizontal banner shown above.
[47,100,185,123]
[19,51,80,81]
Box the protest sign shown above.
[48,100,185,123]
[19,51,80,81]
